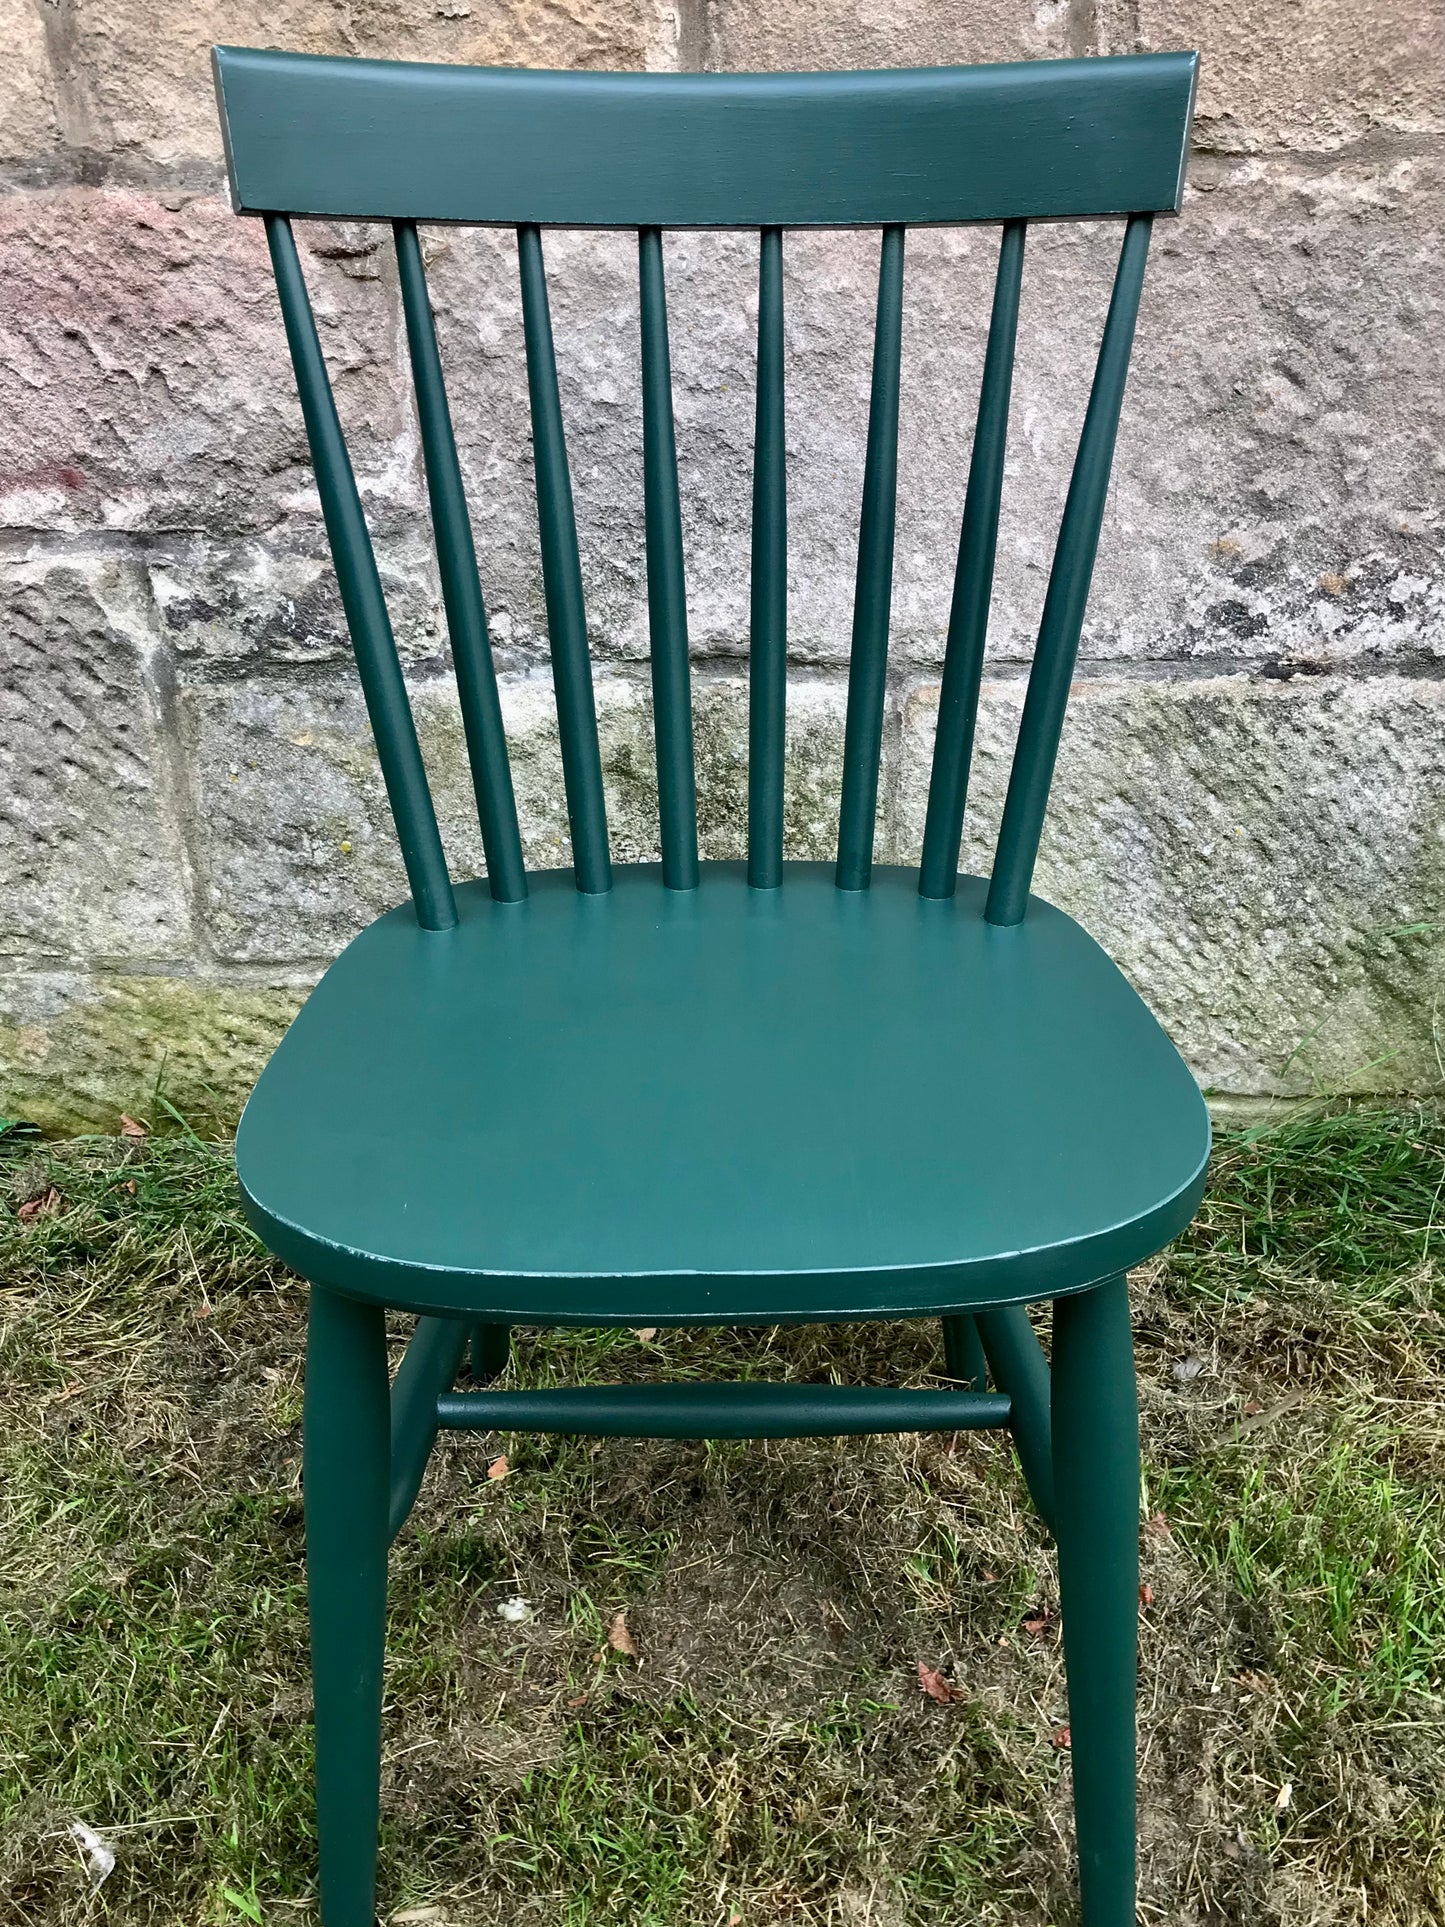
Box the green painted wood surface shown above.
[236,865,1209,1322]
[394,220,527,904]
[436,1381,1012,1438]
[213,48,1197,228]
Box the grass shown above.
[1,1108,1443,1924]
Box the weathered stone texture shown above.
[53,0,671,169]
[898,674,1445,1096]
[703,0,1070,70]
[1115,0,1445,155]
[0,968,302,1132]
[0,192,405,536]
[0,0,62,165]
[0,556,191,964]
[0,0,1442,1127]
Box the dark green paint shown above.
[987,215,1152,925]
[394,219,527,904]
[214,48,1197,229]
[436,1380,1011,1439]
[518,223,611,895]
[386,1312,469,1543]
[919,219,1025,899]
[976,1302,1056,1532]
[748,228,787,891]
[265,214,456,932]
[1053,1276,1141,1925]
[217,47,1202,1927]
[237,864,1209,1322]
[304,1286,389,1927]
[941,1313,987,1392]
[836,224,904,892]
[639,227,699,891]
[470,1321,512,1384]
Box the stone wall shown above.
[1,0,1442,1131]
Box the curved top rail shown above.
[213,47,1197,229]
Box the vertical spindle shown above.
[986,216,1152,926]
[517,222,612,895]
[836,223,905,891]
[748,225,787,890]
[918,219,1026,901]
[639,226,699,890]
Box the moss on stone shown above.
[0,975,303,1136]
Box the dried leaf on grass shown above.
[608,1611,638,1659]
[916,1662,961,1704]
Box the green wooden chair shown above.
[211,45,1205,1926]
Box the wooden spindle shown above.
[639,226,699,891]
[395,221,527,904]
[918,219,1026,901]
[986,216,1152,926]
[265,214,457,932]
[836,223,905,891]
[517,222,612,895]
[747,227,788,889]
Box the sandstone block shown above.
[0,967,301,1132]
[702,0,1069,71]
[1113,0,1445,155]
[0,0,63,166]
[0,191,407,535]
[54,0,671,171]
[0,555,192,964]
[897,672,1445,1096]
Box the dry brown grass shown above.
[1,1109,1442,1924]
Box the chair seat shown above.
[236,863,1210,1323]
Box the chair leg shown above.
[941,1313,987,1391]
[304,1286,391,1927]
[1051,1274,1139,1927]
[471,1321,512,1384]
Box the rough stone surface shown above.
[52,0,672,170]
[897,673,1445,1097]
[0,0,62,167]
[1114,0,1445,155]
[0,0,1441,1128]
[0,968,302,1132]
[703,0,1070,71]
[0,555,192,964]
[0,192,406,536]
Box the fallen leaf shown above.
[1242,1399,1264,1418]
[1274,1780,1293,1815]
[632,1327,658,1343]
[1021,1608,1055,1637]
[982,1570,997,1583]
[118,1113,148,1138]
[123,1179,136,1194]
[1138,1583,1154,1608]
[486,1454,510,1481]
[608,1611,638,1658]
[18,1187,61,1224]
[566,1692,588,1708]
[917,1661,961,1704]
[1143,1511,1173,1543]
[1050,1725,1072,1750]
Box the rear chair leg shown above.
[941,1313,987,1390]
[305,1286,390,1927]
[1052,1275,1139,1927]
[471,1322,512,1384]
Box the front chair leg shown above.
[305,1286,391,1927]
[1052,1275,1139,1927]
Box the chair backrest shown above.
[213,47,1197,932]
